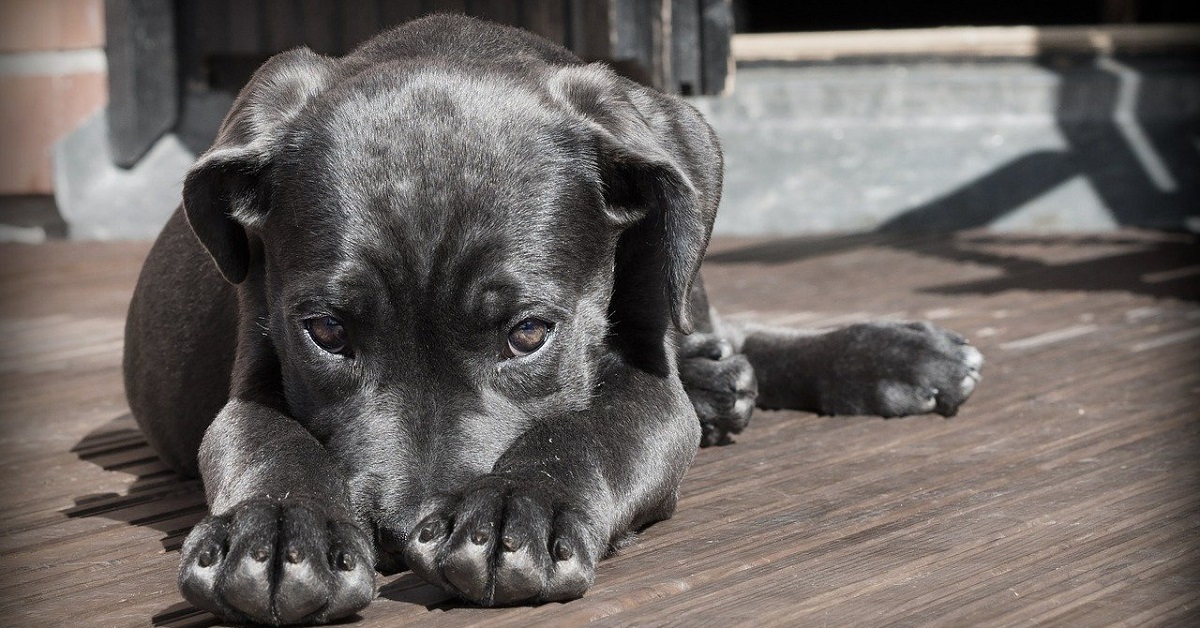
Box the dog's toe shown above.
[932,343,984,417]
[962,344,984,371]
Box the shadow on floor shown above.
[64,415,217,627]
[64,414,205,552]
[706,232,1200,303]
[918,235,1200,301]
[63,416,452,626]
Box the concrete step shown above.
[692,54,1200,234]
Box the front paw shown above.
[178,497,375,625]
[679,334,757,446]
[821,321,983,418]
[404,475,599,606]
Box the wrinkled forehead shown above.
[326,69,582,189]
[266,65,611,291]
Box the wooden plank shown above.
[378,0,424,29]
[225,0,262,55]
[103,0,177,167]
[520,0,568,46]
[608,0,670,89]
[567,0,611,62]
[670,0,701,95]
[338,0,380,50]
[433,0,468,16]
[261,0,305,51]
[300,0,341,54]
[699,0,732,95]
[467,0,518,26]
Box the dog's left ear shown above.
[550,64,723,335]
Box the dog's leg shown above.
[177,399,375,625]
[718,318,984,419]
[403,364,699,606]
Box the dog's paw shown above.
[679,334,757,446]
[819,321,983,418]
[404,475,599,606]
[178,497,375,626]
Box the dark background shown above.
[735,0,1200,32]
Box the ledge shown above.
[733,24,1200,62]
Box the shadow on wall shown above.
[706,230,1200,302]
[879,54,1200,233]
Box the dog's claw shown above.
[417,519,446,543]
[197,547,217,568]
[552,539,574,561]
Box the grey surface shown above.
[54,111,194,240]
[693,56,1200,234]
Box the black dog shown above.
[123,14,982,625]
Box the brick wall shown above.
[0,0,108,195]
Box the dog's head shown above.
[182,46,721,559]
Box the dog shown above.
[122,14,982,625]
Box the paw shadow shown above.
[65,413,205,553]
[377,572,457,609]
[66,413,217,627]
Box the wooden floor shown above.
[1,230,1197,627]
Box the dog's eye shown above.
[504,318,552,358]
[304,315,351,356]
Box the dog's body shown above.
[124,14,982,625]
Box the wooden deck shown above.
[1,230,1197,627]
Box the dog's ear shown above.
[550,64,723,334]
[183,48,338,284]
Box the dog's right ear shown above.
[183,48,337,284]
[548,64,723,336]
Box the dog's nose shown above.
[374,525,409,575]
